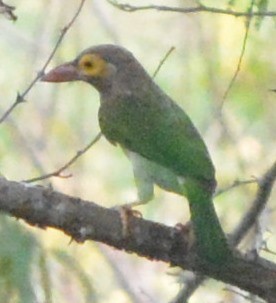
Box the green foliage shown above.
[255,0,269,28]
[52,250,96,303]
[0,216,36,303]
[38,251,53,303]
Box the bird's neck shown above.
[88,78,113,96]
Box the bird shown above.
[41,44,231,264]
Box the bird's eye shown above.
[78,53,108,77]
[83,60,94,69]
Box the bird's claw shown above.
[112,203,143,237]
[175,221,195,250]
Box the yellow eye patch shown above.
[78,53,108,77]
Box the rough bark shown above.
[0,177,275,301]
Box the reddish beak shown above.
[41,62,79,82]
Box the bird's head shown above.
[41,44,146,93]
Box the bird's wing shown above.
[99,91,215,190]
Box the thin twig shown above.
[219,0,255,109]
[231,160,276,246]
[0,0,17,21]
[223,287,259,302]
[215,177,258,197]
[152,46,175,79]
[0,0,87,124]
[107,0,276,18]
[23,132,102,183]
[170,273,204,303]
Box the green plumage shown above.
[42,44,232,264]
[99,88,215,191]
[97,54,230,262]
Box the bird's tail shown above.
[185,179,231,265]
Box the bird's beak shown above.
[41,62,80,82]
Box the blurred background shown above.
[0,0,276,302]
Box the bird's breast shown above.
[98,97,129,146]
[98,94,152,146]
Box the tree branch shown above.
[173,160,276,301]
[0,177,276,301]
[0,0,17,21]
[0,0,86,124]
[219,0,255,109]
[107,0,276,18]
[22,132,102,183]
[152,46,175,79]
[231,160,276,246]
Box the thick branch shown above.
[0,177,276,301]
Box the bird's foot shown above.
[112,202,143,237]
[175,221,195,250]
[112,201,144,216]
[121,199,149,208]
